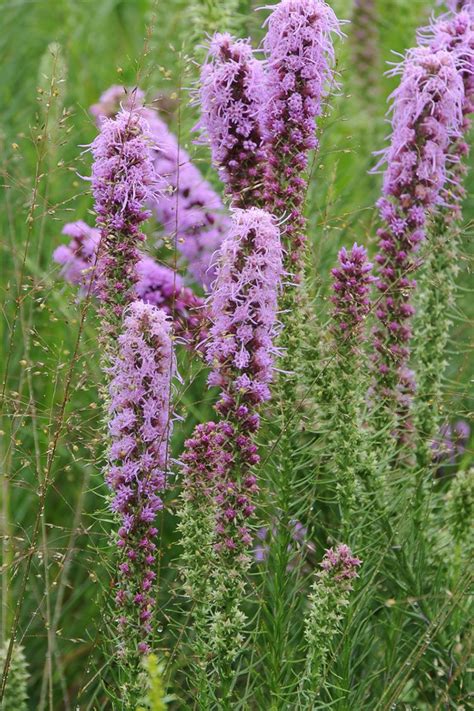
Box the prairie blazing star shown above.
[372,47,464,433]
[262,0,342,277]
[199,33,267,207]
[328,244,375,519]
[90,109,159,346]
[106,301,175,658]
[410,11,474,468]
[91,85,228,288]
[302,545,361,700]
[180,208,283,670]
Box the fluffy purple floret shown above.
[320,544,362,586]
[107,301,175,652]
[90,109,159,334]
[330,243,374,343]
[372,48,464,412]
[262,0,342,275]
[206,208,283,409]
[53,221,100,291]
[199,33,267,207]
[90,86,229,288]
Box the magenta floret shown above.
[372,47,464,416]
[262,0,342,276]
[199,32,267,207]
[107,301,175,652]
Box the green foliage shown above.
[0,643,29,711]
[136,654,173,711]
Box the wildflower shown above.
[106,301,175,659]
[371,47,464,434]
[90,109,159,348]
[302,545,361,701]
[179,208,283,676]
[262,0,342,277]
[199,33,267,207]
[411,11,474,465]
[207,207,282,665]
[328,245,375,520]
[91,86,228,287]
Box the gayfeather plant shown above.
[199,33,267,208]
[371,47,464,439]
[106,301,175,664]
[412,10,474,468]
[328,244,374,520]
[90,109,159,351]
[301,545,361,705]
[91,86,228,288]
[179,208,283,691]
[262,0,342,277]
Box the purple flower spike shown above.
[206,207,283,550]
[199,33,267,207]
[372,48,464,419]
[90,109,159,338]
[207,208,283,410]
[107,301,175,653]
[262,0,342,277]
[53,221,100,293]
[90,86,229,288]
[320,544,362,586]
[331,243,374,345]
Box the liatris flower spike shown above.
[206,205,283,561]
[331,243,374,346]
[199,33,267,208]
[90,109,159,347]
[372,48,464,430]
[91,86,228,288]
[106,301,175,663]
[262,0,342,277]
[302,545,361,702]
[329,244,374,519]
[179,208,283,679]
